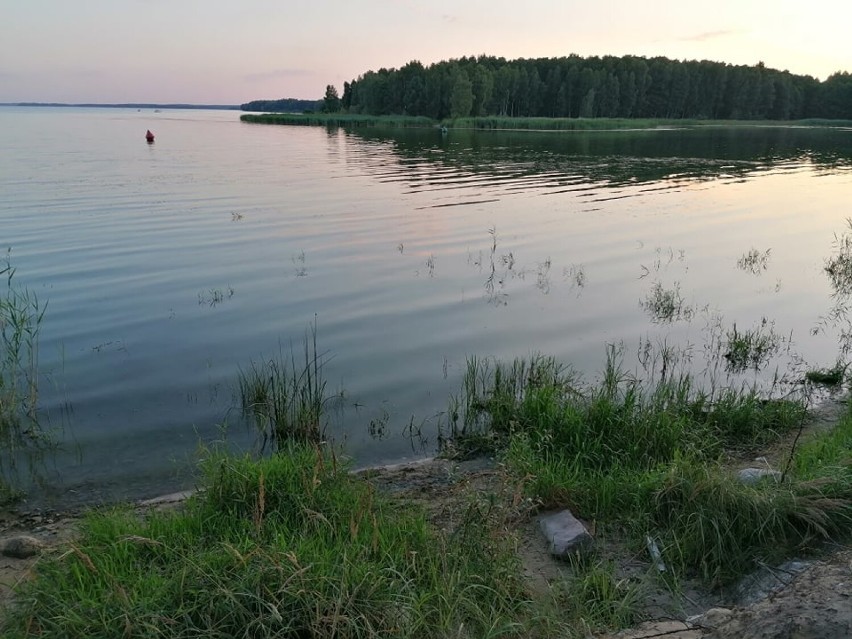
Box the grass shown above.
[737,248,772,275]
[439,347,852,586]
[553,553,642,633]
[1,444,536,639]
[241,113,437,128]
[6,336,852,636]
[639,281,694,323]
[723,319,782,373]
[237,324,331,448]
[805,364,846,386]
[825,218,852,297]
[454,116,666,131]
[241,113,852,132]
[0,252,50,501]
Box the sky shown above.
[2,0,851,104]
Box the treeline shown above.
[241,97,322,112]
[337,55,852,120]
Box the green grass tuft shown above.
[439,347,852,585]
[805,365,846,386]
[2,445,535,638]
[237,325,330,448]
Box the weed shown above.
[805,363,846,385]
[555,554,641,632]
[238,324,329,448]
[563,264,586,291]
[737,248,771,274]
[724,319,782,372]
[197,286,234,307]
[640,282,694,323]
[242,113,437,128]
[440,346,831,585]
[825,218,852,297]
[0,252,51,501]
[2,445,536,638]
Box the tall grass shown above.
[444,347,804,466]
[241,113,437,128]
[238,326,330,448]
[552,553,642,633]
[1,444,536,638]
[0,253,49,500]
[242,113,852,132]
[439,347,852,585]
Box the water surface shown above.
[2,107,851,505]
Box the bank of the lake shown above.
[3,347,852,638]
[240,112,852,131]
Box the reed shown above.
[237,325,329,448]
[241,113,437,128]
[0,253,49,500]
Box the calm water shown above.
[2,107,852,505]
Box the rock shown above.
[689,607,734,629]
[611,620,701,638]
[735,559,813,606]
[538,509,592,558]
[2,535,45,559]
[737,468,782,485]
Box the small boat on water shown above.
[145,130,155,143]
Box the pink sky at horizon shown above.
[2,0,850,104]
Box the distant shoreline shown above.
[0,103,240,110]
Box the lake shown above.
[2,107,852,506]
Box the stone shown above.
[690,607,734,629]
[538,509,592,558]
[737,468,782,485]
[2,535,45,559]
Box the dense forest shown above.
[333,55,852,120]
[241,97,322,112]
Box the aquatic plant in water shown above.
[0,252,50,498]
[825,219,852,297]
[238,324,332,449]
[723,319,782,373]
[639,281,694,323]
[737,248,771,275]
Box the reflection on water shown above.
[342,126,852,206]
[3,108,852,505]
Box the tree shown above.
[333,54,851,121]
[449,70,473,118]
[322,85,341,113]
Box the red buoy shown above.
[145,129,155,143]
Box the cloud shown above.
[679,29,740,43]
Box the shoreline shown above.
[3,395,851,637]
